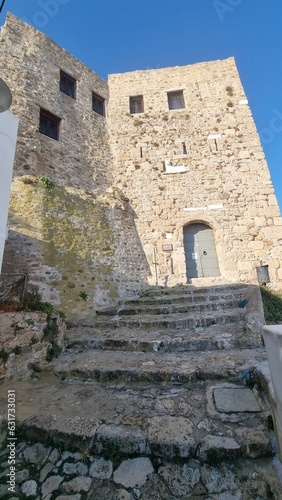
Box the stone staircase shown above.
[2,283,282,498]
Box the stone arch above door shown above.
[183,222,220,279]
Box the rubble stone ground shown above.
[0,440,282,499]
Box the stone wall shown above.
[108,60,282,287]
[0,310,65,380]
[2,178,149,320]
[0,13,112,191]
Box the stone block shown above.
[113,457,154,488]
[214,387,261,413]
[197,435,241,463]
[148,416,196,458]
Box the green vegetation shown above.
[43,317,62,362]
[260,287,282,324]
[39,176,55,192]
[12,346,22,355]
[23,287,55,315]
[46,343,62,362]
[11,322,24,334]
[79,291,88,301]
[0,349,9,362]
[29,362,42,373]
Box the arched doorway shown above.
[183,223,220,279]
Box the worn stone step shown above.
[96,285,248,313]
[66,321,262,353]
[139,284,248,299]
[49,347,267,384]
[92,308,246,330]
[0,375,273,461]
[100,298,243,317]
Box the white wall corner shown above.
[0,110,19,274]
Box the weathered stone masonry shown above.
[0,13,282,318]
[0,13,111,190]
[108,61,282,287]
[0,13,149,320]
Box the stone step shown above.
[99,298,243,317]
[0,375,273,462]
[50,347,267,384]
[139,284,248,299]
[66,321,262,353]
[92,308,246,330]
[96,285,248,313]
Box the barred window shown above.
[167,91,185,110]
[39,109,60,140]
[130,95,144,114]
[92,92,105,116]
[60,71,76,99]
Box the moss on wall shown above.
[7,178,119,320]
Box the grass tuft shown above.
[260,287,282,324]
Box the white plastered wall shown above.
[0,110,19,273]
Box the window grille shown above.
[130,95,144,114]
[167,91,185,110]
[60,71,76,99]
[92,92,105,116]
[39,109,60,140]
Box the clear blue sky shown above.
[1,0,282,213]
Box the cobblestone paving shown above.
[1,441,282,499]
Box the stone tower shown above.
[108,60,282,287]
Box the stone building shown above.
[108,62,282,288]
[0,13,281,318]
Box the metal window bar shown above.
[168,91,185,110]
[92,93,105,116]
[60,72,76,99]
[130,96,144,114]
[39,110,60,140]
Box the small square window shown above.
[167,91,185,110]
[60,70,76,99]
[130,95,144,114]
[92,92,105,116]
[39,109,60,140]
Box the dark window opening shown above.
[130,95,144,114]
[39,109,60,140]
[60,70,76,99]
[167,91,185,110]
[92,92,105,116]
